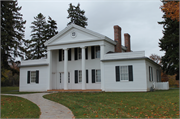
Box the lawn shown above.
[1,86,41,94]
[1,95,40,118]
[43,89,179,118]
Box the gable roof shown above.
[44,23,116,46]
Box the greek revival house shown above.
[19,24,169,92]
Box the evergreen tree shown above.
[26,14,58,59]
[1,1,26,77]
[46,16,58,40]
[158,1,179,80]
[27,13,47,59]
[67,3,88,28]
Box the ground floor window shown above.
[27,70,39,84]
[68,72,70,83]
[60,73,61,83]
[75,70,82,83]
[149,66,153,81]
[92,69,101,83]
[156,69,160,82]
[115,65,133,82]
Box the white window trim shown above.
[95,46,100,59]
[95,69,101,83]
[30,71,36,83]
[149,66,153,82]
[78,70,82,83]
[68,72,70,83]
[120,66,129,81]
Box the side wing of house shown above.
[19,59,49,92]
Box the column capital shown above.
[63,48,69,50]
[100,44,105,46]
[80,46,86,49]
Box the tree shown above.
[46,16,58,40]
[149,54,162,65]
[26,14,58,60]
[160,0,179,22]
[27,13,47,59]
[67,3,88,28]
[1,0,26,78]
[158,0,179,80]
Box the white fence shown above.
[155,82,169,90]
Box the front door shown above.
[58,72,64,89]
[52,73,57,89]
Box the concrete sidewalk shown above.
[1,93,74,119]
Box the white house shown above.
[19,23,169,92]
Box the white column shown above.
[81,47,86,90]
[100,45,105,91]
[64,48,68,90]
[48,50,52,90]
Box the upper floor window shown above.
[78,48,82,59]
[95,46,100,58]
[91,46,100,59]
[59,49,71,61]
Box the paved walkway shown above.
[2,93,74,119]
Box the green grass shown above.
[1,86,42,94]
[1,95,41,118]
[43,89,179,118]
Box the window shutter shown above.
[151,67,153,81]
[91,46,95,59]
[85,47,88,60]
[59,49,62,61]
[68,49,71,61]
[86,70,88,83]
[115,66,120,81]
[75,48,78,60]
[149,66,151,81]
[75,70,78,83]
[92,69,95,83]
[128,65,133,81]
[27,71,30,84]
[36,70,39,83]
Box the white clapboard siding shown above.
[103,51,145,60]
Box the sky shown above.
[18,0,165,57]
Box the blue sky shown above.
[18,0,165,57]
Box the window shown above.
[91,46,100,59]
[149,66,153,81]
[31,71,36,83]
[27,70,39,84]
[96,70,101,82]
[74,48,82,60]
[115,65,133,82]
[92,69,101,83]
[78,48,82,59]
[95,46,100,58]
[79,70,82,82]
[62,50,64,61]
[74,70,82,83]
[72,32,76,37]
[120,66,129,80]
[60,73,61,83]
[156,69,160,82]
[68,72,70,83]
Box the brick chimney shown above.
[114,25,122,52]
[124,33,131,52]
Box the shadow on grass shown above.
[1,86,43,94]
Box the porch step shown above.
[47,89,102,93]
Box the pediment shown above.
[45,24,106,46]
